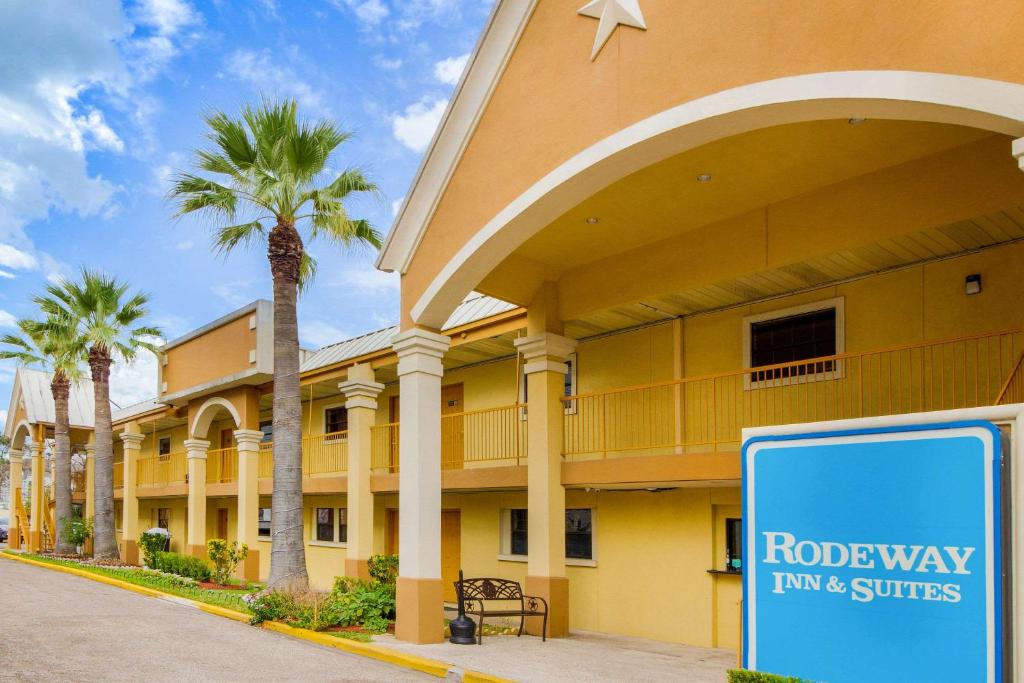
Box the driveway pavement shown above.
[0,558,429,682]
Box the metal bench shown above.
[454,577,549,644]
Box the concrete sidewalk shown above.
[378,628,735,682]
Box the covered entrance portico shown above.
[375,1,1024,648]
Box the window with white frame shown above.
[500,508,594,561]
[324,405,348,439]
[743,298,844,385]
[519,352,578,415]
[258,507,271,537]
[313,507,348,544]
[158,436,171,460]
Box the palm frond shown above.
[213,221,266,255]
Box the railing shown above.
[71,469,86,494]
[371,422,400,473]
[563,330,1024,459]
[258,441,273,478]
[206,447,237,484]
[996,351,1024,405]
[441,404,526,469]
[303,432,348,475]
[137,452,187,488]
[113,461,124,489]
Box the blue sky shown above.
[0,0,493,418]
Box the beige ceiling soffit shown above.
[376,0,538,274]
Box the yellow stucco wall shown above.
[137,498,188,554]
[163,314,258,396]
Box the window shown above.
[324,406,348,435]
[312,507,347,543]
[565,509,593,560]
[520,352,578,416]
[316,508,334,542]
[744,298,844,384]
[259,421,273,443]
[509,509,528,556]
[258,507,271,538]
[156,508,170,530]
[502,508,594,562]
[725,518,743,572]
[158,437,171,459]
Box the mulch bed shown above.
[46,553,132,567]
[321,623,395,635]
[197,581,250,591]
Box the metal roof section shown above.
[6,368,98,433]
[112,398,167,424]
[300,294,521,373]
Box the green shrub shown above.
[138,529,170,567]
[727,670,813,683]
[61,516,93,547]
[368,554,398,585]
[206,538,249,585]
[246,590,300,625]
[246,579,395,632]
[152,551,212,582]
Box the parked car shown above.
[0,518,8,544]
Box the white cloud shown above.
[336,0,389,27]
[391,196,405,217]
[434,53,469,86]
[0,310,18,328]
[329,264,399,294]
[392,97,448,153]
[174,240,194,251]
[0,270,14,279]
[0,244,37,271]
[110,347,161,408]
[126,0,203,81]
[0,409,7,427]
[211,279,260,308]
[223,49,327,116]
[373,55,403,70]
[300,320,349,349]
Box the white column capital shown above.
[1013,138,1024,171]
[233,429,264,450]
[394,328,450,378]
[339,379,386,410]
[184,438,211,460]
[120,432,145,447]
[515,332,577,375]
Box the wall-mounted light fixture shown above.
[965,273,982,295]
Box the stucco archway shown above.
[10,420,33,451]
[189,397,242,440]
[411,70,1024,329]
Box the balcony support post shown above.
[9,448,22,549]
[340,363,385,581]
[28,441,43,553]
[120,425,144,564]
[515,329,577,638]
[185,439,210,559]
[393,328,450,644]
[234,429,263,581]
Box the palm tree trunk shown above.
[89,348,117,559]
[52,374,74,554]
[267,220,308,588]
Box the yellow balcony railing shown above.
[303,432,348,475]
[206,447,237,484]
[441,404,526,469]
[563,329,1024,460]
[258,441,273,478]
[113,461,124,489]
[996,351,1024,405]
[371,422,400,473]
[137,452,187,488]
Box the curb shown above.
[1,552,515,682]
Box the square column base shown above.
[395,577,445,643]
[345,558,371,581]
[525,575,570,638]
[187,544,208,560]
[28,530,41,553]
[122,540,139,566]
[241,549,261,582]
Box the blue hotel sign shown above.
[743,422,1003,682]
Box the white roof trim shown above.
[376,0,537,274]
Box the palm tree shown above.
[37,271,161,560]
[170,99,381,588]
[0,314,83,554]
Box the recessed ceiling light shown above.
[848,117,866,125]
[585,217,599,224]
[696,173,712,183]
